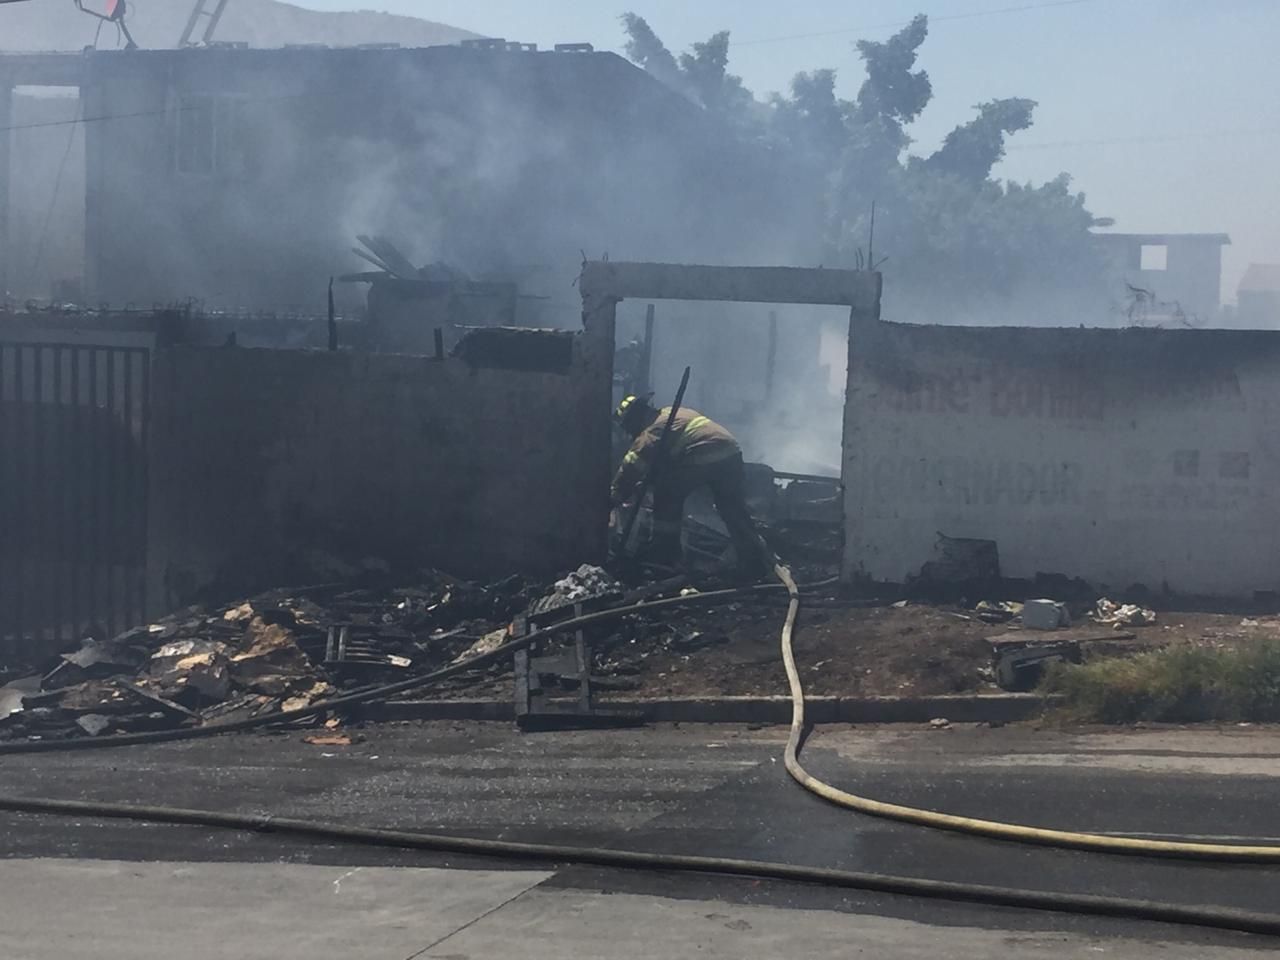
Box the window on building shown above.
[174,95,254,177]
[1140,244,1168,271]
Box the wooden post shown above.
[764,310,778,403]
[640,302,655,394]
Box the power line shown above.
[1006,127,1280,151]
[732,0,1096,47]
[0,90,316,134]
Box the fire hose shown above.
[772,563,1280,862]
[2,569,1280,936]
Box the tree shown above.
[620,16,754,124]
[925,97,1037,182]
[620,12,1109,322]
[620,13,684,93]
[770,69,847,160]
[678,31,754,118]
[853,14,931,133]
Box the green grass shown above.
[1041,638,1280,723]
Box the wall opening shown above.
[614,298,847,477]
[1140,243,1168,271]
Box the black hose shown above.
[0,794,1276,937]
[0,577,838,755]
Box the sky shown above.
[291,0,1280,301]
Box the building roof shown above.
[0,0,478,53]
[0,46,678,117]
[1240,264,1280,294]
[1092,232,1232,246]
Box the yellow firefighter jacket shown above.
[610,407,740,506]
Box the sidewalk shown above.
[1,858,1268,959]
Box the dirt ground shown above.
[442,600,1280,701]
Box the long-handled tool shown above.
[615,365,690,563]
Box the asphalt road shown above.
[3,721,1280,956]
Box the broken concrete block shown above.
[1022,599,1070,630]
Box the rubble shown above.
[0,676,39,721]
[975,600,1022,624]
[0,569,539,742]
[537,565,621,612]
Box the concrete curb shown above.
[362,694,1057,725]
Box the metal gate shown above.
[0,341,150,653]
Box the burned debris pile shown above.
[0,571,541,742]
[1,560,817,740]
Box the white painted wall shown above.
[842,321,1280,597]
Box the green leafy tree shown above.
[621,16,754,124]
[770,69,847,159]
[621,12,1109,321]
[678,31,754,118]
[620,13,684,93]
[924,97,1037,182]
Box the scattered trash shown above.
[1022,599,1070,631]
[1093,599,1156,629]
[975,600,1022,624]
[990,640,1082,691]
[891,600,909,609]
[928,717,951,730]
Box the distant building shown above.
[1238,264,1280,328]
[1093,232,1231,325]
[0,45,792,313]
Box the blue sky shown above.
[295,0,1279,300]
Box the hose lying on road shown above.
[774,563,1280,864]
[0,577,839,756]
[5,568,1280,936]
[0,793,1278,937]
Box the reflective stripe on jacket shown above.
[610,407,740,505]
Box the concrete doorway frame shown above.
[578,260,882,577]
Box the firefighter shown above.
[610,395,770,580]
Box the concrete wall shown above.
[5,90,84,303]
[147,322,611,608]
[843,320,1280,597]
